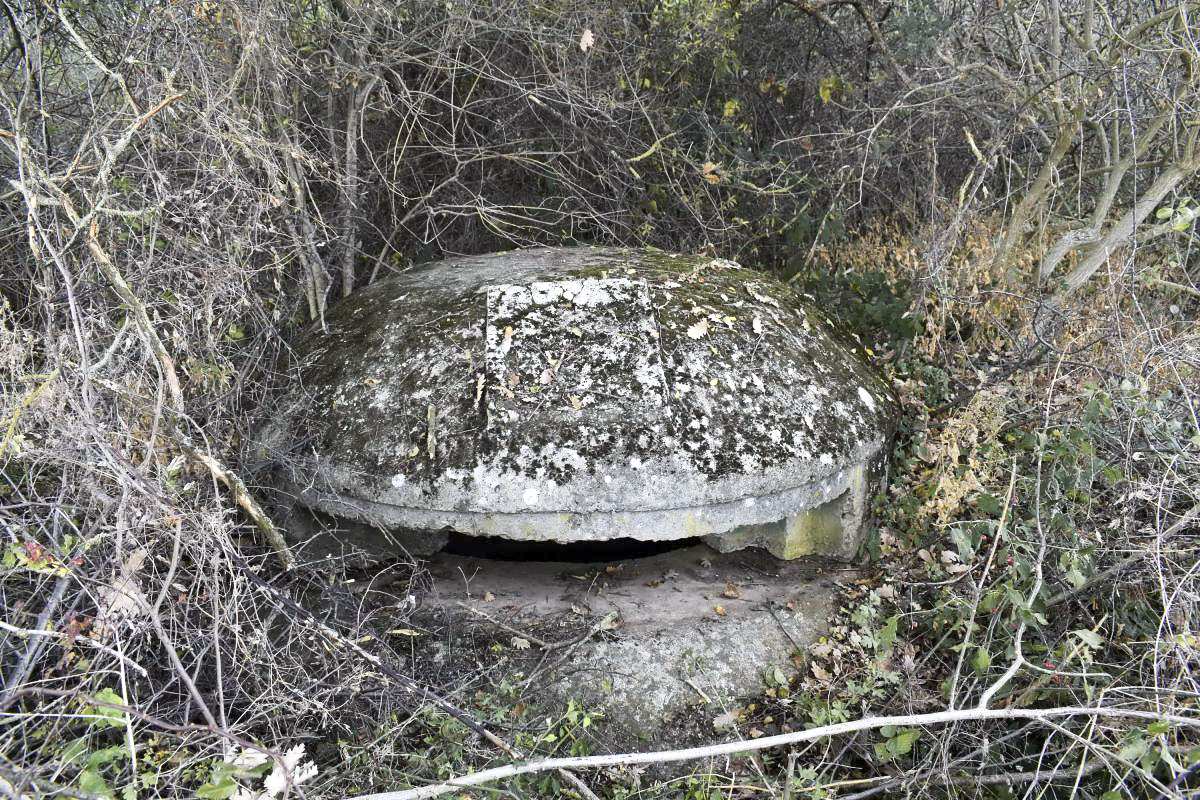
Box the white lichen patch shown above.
[481,276,671,489]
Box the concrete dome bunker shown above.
[258,247,896,562]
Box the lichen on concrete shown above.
[255,246,896,556]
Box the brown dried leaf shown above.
[388,628,420,637]
[93,547,149,640]
[712,709,740,730]
[123,548,147,575]
[687,318,711,339]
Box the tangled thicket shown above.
[1,0,1198,797]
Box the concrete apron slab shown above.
[412,544,852,750]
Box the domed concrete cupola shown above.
[257,247,895,560]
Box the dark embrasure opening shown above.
[441,531,704,563]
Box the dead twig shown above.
[351,706,1200,800]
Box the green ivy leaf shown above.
[60,736,89,765]
[78,769,111,797]
[1118,735,1150,762]
[975,492,1001,516]
[1066,563,1087,589]
[195,778,239,800]
[980,590,1002,613]
[875,727,920,761]
[87,745,130,769]
[92,688,127,729]
[876,615,899,654]
[887,729,920,756]
[1074,629,1103,649]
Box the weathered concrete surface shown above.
[256,246,895,557]
[410,544,847,749]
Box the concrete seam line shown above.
[347,706,1199,800]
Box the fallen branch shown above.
[350,706,1200,800]
[183,443,295,571]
